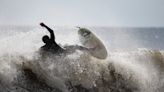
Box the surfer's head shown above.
[78,28,91,38]
[42,35,50,44]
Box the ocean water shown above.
[0,26,164,92]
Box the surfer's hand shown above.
[40,22,45,27]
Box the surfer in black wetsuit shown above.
[40,23,65,54]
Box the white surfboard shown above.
[78,28,108,59]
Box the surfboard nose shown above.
[75,26,81,29]
[78,28,91,36]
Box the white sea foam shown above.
[0,27,164,92]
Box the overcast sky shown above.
[0,0,164,27]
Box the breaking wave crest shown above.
[0,27,164,92]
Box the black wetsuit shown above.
[40,25,65,54]
[41,40,64,54]
[39,23,89,56]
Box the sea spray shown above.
[0,27,164,92]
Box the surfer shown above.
[39,23,107,59]
[39,22,65,54]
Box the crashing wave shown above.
[1,49,164,92]
[0,27,164,92]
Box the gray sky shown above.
[0,0,164,27]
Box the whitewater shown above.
[0,26,164,92]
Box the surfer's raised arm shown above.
[40,22,55,41]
